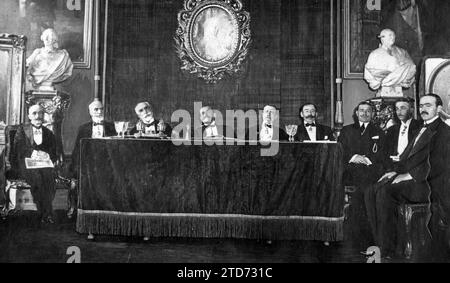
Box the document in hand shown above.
[25,158,54,169]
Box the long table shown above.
[76,139,345,241]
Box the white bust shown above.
[26,28,73,91]
[364,29,416,97]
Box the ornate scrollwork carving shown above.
[0,34,26,50]
[175,0,251,83]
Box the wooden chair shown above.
[2,125,37,216]
[397,203,429,259]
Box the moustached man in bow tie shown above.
[294,103,334,142]
[13,104,58,224]
[129,101,172,137]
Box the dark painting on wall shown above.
[0,0,93,68]
[344,0,450,79]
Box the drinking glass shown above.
[122,121,129,138]
[114,121,123,137]
[285,125,298,142]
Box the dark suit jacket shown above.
[338,123,386,185]
[246,125,289,141]
[129,119,172,137]
[193,124,236,139]
[69,121,116,178]
[397,118,450,225]
[338,123,385,164]
[13,124,57,175]
[294,123,334,142]
[383,119,422,170]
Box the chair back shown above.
[4,125,21,179]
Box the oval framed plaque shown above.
[175,0,251,83]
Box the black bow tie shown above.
[305,123,316,127]
[32,125,42,130]
[93,122,104,126]
[144,122,156,127]
[265,124,272,128]
[423,123,430,128]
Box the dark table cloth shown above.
[76,139,345,241]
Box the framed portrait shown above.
[0,34,26,126]
[175,0,251,83]
[0,0,93,69]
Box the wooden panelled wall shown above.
[104,0,334,127]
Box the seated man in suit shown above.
[365,94,450,259]
[294,103,334,141]
[67,99,116,218]
[383,97,421,169]
[338,101,385,187]
[130,102,172,137]
[194,106,235,139]
[246,105,288,142]
[14,104,57,223]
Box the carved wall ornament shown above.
[175,0,251,83]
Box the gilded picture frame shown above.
[175,0,251,83]
[0,34,26,126]
[11,0,94,69]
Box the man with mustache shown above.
[383,97,422,168]
[130,102,172,137]
[13,104,57,224]
[365,94,450,260]
[294,103,334,142]
[338,101,386,187]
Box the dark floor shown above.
[0,189,437,263]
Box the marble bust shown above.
[364,29,416,97]
[26,28,73,91]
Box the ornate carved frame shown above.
[0,34,26,125]
[175,0,251,83]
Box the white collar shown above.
[401,119,412,127]
[359,122,369,128]
[424,116,439,126]
[92,117,104,124]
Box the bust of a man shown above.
[26,28,73,91]
[364,29,416,97]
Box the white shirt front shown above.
[259,123,274,141]
[204,123,219,137]
[397,119,412,156]
[144,124,157,135]
[33,127,43,145]
[92,124,104,138]
[305,123,317,141]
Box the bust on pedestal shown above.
[25,28,73,160]
[364,29,417,98]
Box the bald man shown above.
[130,102,172,137]
[14,104,57,223]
